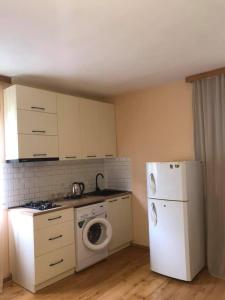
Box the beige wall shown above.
[112,80,194,245]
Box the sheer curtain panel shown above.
[193,74,225,278]
[0,202,3,292]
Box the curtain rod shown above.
[186,67,225,82]
[0,75,11,84]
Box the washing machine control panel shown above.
[76,203,106,223]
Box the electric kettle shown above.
[72,182,85,198]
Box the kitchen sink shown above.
[88,189,125,197]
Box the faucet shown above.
[96,173,104,192]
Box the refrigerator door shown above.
[148,198,191,281]
[146,162,188,201]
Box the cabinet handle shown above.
[87,155,97,158]
[49,259,64,267]
[33,153,47,157]
[48,216,62,221]
[31,106,45,110]
[122,196,129,200]
[65,156,77,159]
[109,199,118,203]
[105,154,114,157]
[32,130,46,133]
[49,234,63,241]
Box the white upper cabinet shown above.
[4,85,59,161]
[15,85,57,113]
[4,85,117,162]
[98,102,116,158]
[18,135,59,160]
[80,99,101,158]
[80,99,117,158]
[17,110,58,135]
[57,94,82,160]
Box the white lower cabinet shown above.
[35,221,74,256]
[106,195,133,254]
[8,208,75,293]
[35,244,75,285]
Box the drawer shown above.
[17,110,58,135]
[16,85,57,114]
[34,208,74,230]
[34,220,74,257]
[35,244,75,284]
[18,134,59,159]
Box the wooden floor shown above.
[1,246,225,300]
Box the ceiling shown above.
[0,0,225,97]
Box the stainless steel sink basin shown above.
[88,189,125,197]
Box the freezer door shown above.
[146,162,188,201]
[148,198,191,281]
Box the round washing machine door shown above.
[82,217,112,251]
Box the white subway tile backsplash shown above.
[104,157,132,191]
[0,157,132,208]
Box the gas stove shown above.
[22,201,61,211]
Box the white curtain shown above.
[0,141,4,294]
[0,200,4,293]
[0,82,7,293]
[193,74,225,278]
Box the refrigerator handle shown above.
[149,173,156,195]
[151,202,157,226]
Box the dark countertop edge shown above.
[8,191,132,216]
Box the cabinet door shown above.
[35,244,75,285]
[57,94,82,160]
[80,99,101,158]
[148,199,188,280]
[99,103,116,157]
[18,134,59,159]
[16,85,57,113]
[106,198,121,252]
[118,195,133,245]
[17,110,58,135]
[35,221,74,256]
[107,195,132,253]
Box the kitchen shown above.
[1,1,225,299]
[1,83,134,293]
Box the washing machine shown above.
[74,202,112,271]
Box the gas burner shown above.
[22,201,61,211]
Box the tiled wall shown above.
[104,157,132,191]
[0,158,131,208]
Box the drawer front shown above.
[35,221,74,257]
[35,244,75,284]
[34,208,74,230]
[18,134,59,159]
[16,85,57,114]
[17,110,58,135]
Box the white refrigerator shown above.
[146,161,205,281]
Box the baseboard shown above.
[109,242,131,255]
[35,268,75,292]
[131,242,149,249]
[3,274,12,283]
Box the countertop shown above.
[8,191,132,216]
